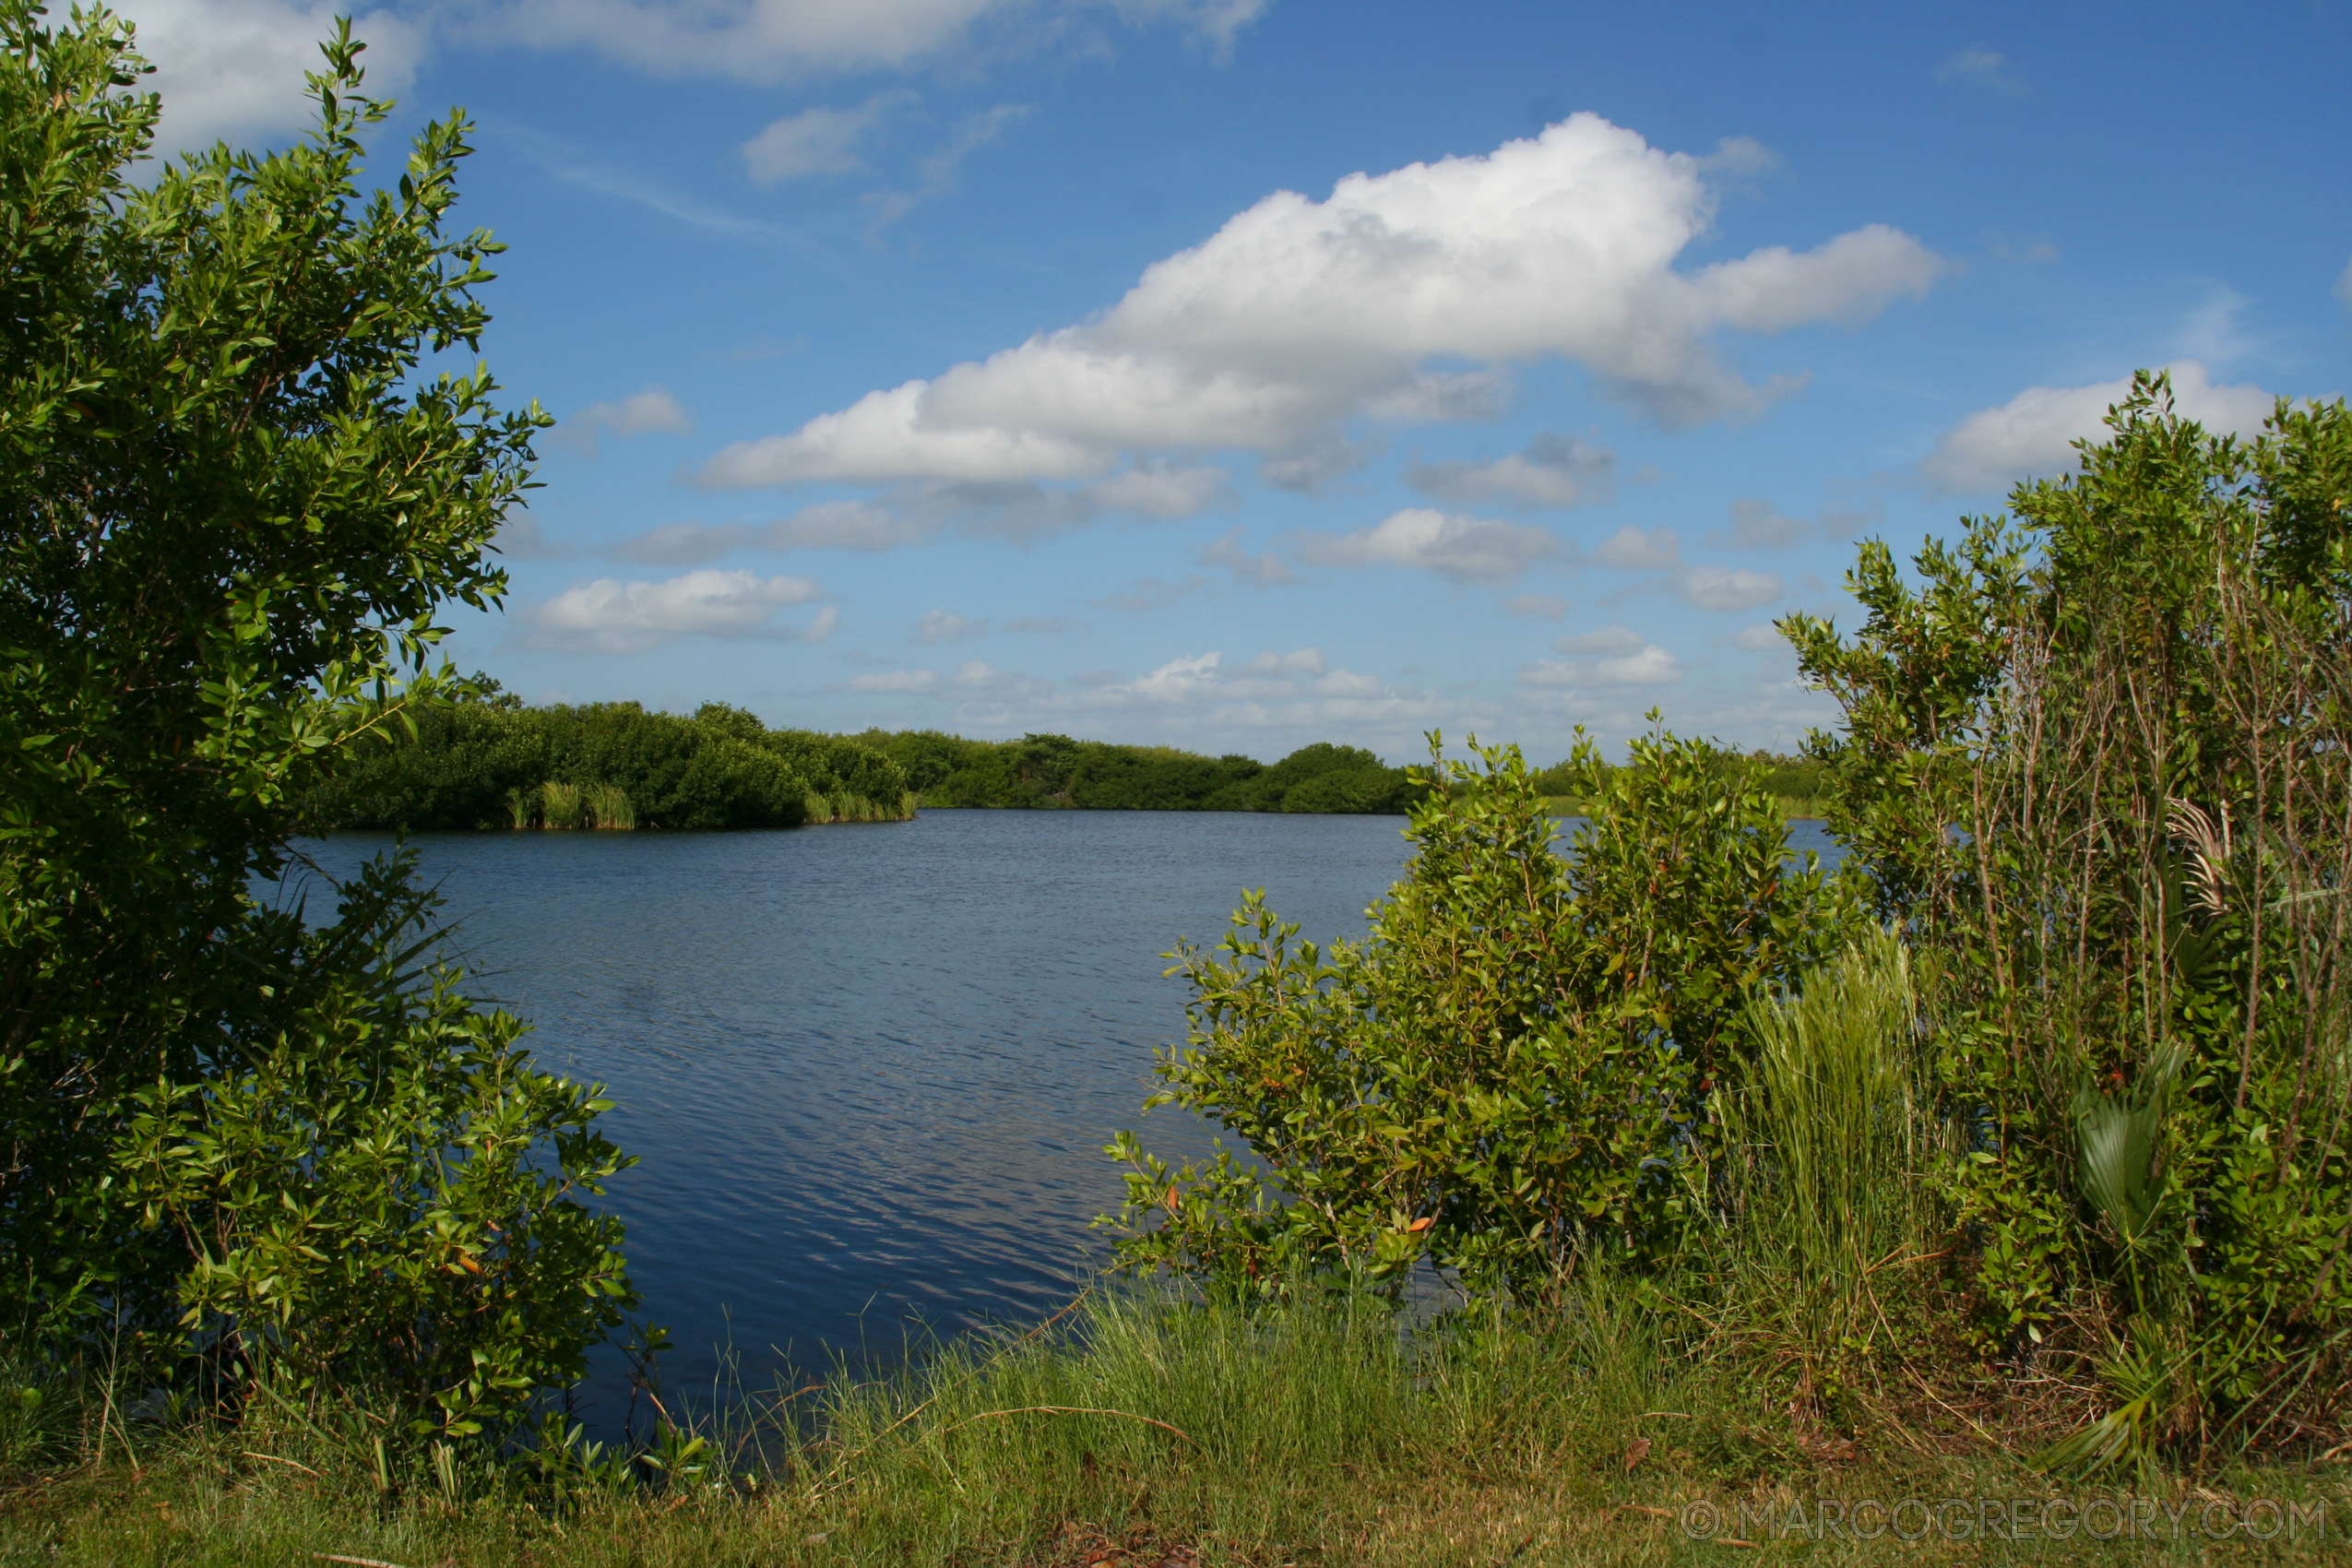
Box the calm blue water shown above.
[279,809,1840,1420]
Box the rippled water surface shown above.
[285,809,1839,1419]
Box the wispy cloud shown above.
[1936,44,2024,96]
[865,103,1037,232]
[742,91,916,184]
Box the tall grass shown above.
[584,782,635,830]
[540,779,583,829]
[801,790,916,825]
[1716,932,1937,1346]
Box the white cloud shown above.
[557,386,692,456]
[1590,524,1681,570]
[1502,592,1567,620]
[1518,634,1682,688]
[847,668,941,694]
[1553,625,1645,656]
[914,610,986,643]
[1922,362,2277,493]
[742,91,911,184]
[129,0,424,152]
[611,472,1213,563]
[1297,508,1559,584]
[1935,44,2024,96]
[1679,564,1783,612]
[1086,463,1234,517]
[477,0,1270,83]
[1731,623,1787,652]
[694,113,1940,493]
[1406,432,1615,510]
[523,568,829,653]
[1200,527,1296,585]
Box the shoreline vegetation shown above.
[299,685,1833,833]
[8,13,2352,1566]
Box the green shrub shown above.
[0,10,636,1424]
[1785,372,2352,1462]
[114,857,635,1437]
[1103,729,1854,1300]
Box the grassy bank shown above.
[6,1284,2346,1566]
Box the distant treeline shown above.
[303,691,1827,832]
[851,731,1428,814]
[302,695,914,831]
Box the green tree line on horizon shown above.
[299,689,919,831]
[859,730,1429,814]
[299,688,1832,831]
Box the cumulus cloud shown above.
[1406,432,1616,510]
[1046,648,1445,735]
[613,467,1222,563]
[1553,625,1645,656]
[130,0,424,151]
[556,386,692,456]
[1922,361,2276,493]
[1590,524,1681,570]
[694,113,1941,495]
[1679,564,1783,612]
[1935,44,2024,96]
[476,0,1270,83]
[1296,508,1560,584]
[522,569,830,653]
[742,90,911,184]
[1087,462,1235,517]
[913,610,985,643]
[1518,627,1681,688]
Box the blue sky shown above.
[137,0,2352,762]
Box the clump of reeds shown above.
[584,782,635,830]
[505,787,536,829]
[540,779,584,829]
[801,790,917,825]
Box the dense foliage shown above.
[302,691,913,829]
[1788,374,2352,1464]
[862,730,1426,814]
[0,11,630,1431]
[1104,730,1854,1297]
[1111,375,2352,1468]
[1528,748,1827,815]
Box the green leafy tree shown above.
[0,6,633,1426]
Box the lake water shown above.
[282,809,1840,1422]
